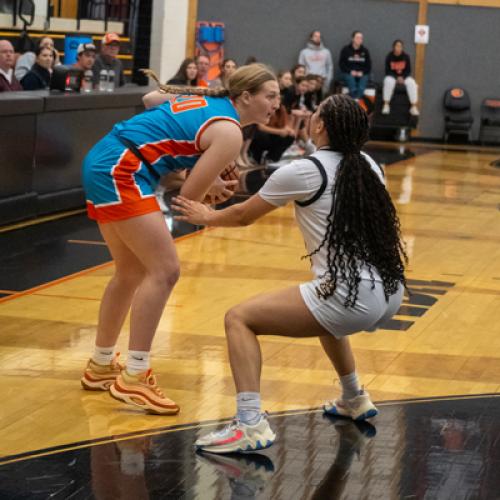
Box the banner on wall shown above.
[196,22,225,81]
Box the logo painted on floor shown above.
[378,279,455,331]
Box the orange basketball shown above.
[200,166,238,204]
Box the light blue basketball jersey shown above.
[112,95,240,175]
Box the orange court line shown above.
[31,293,101,302]
[68,239,107,246]
[0,209,86,234]
[0,227,211,305]
[30,292,184,306]
[0,261,114,305]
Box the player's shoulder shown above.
[361,152,385,183]
[299,149,342,170]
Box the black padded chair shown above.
[370,83,418,142]
[479,98,500,145]
[443,88,473,143]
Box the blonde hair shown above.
[142,63,276,99]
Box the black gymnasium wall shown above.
[197,0,500,140]
[421,3,500,141]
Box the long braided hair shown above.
[307,94,407,307]
[142,63,276,98]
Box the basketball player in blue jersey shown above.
[80,64,281,414]
[173,94,407,452]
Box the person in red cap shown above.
[92,32,125,88]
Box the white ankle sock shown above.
[236,392,261,425]
[340,372,361,400]
[92,345,115,365]
[126,350,150,375]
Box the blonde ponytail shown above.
[141,63,276,99]
[141,69,229,97]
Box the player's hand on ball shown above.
[172,196,214,226]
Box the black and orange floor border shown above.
[0,394,499,499]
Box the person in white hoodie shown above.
[298,30,333,92]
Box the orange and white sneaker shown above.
[109,369,180,415]
[81,353,124,391]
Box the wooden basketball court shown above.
[2,0,500,495]
[1,144,499,466]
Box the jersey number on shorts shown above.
[171,95,208,114]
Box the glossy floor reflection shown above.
[1,395,499,499]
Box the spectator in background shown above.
[210,58,237,88]
[0,40,22,91]
[304,74,323,112]
[73,42,97,72]
[291,63,306,83]
[382,40,419,116]
[167,57,198,85]
[339,31,371,99]
[15,36,60,81]
[249,99,295,164]
[298,30,333,91]
[20,45,53,90]
[283,75,314,153]
[195,54,210,87]
[283,75,312,133]
[278,70,293,94]
[92,32,125,87]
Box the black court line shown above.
[378,318,414,330]
[410,287,448,295]
[406,279,455,287]
[397,305,428,317]
[405,293,438,306]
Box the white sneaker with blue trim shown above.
[195,415,276,454]
[323,390,378,420]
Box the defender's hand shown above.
[172,196,214,225]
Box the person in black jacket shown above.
[382,40,419,116]
[339,31,371,99]
[20,45,53,90]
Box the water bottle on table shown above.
[99,69,108,92]
[82,70,93,93]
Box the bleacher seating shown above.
[1,30,134,83]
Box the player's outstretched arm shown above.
[171,193,276,227]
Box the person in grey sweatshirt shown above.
[298,30,333,91]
